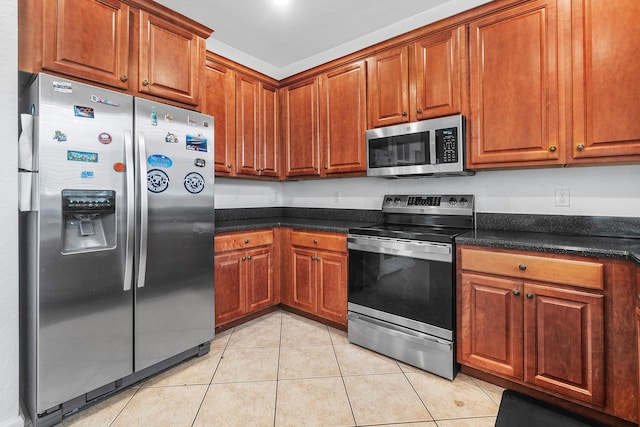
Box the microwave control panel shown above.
[435,128,458,164]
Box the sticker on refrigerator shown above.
[187,116,197,126]
[67,150,98,163]
[184,172,205,194]
[147,169,169,193]
[194,158,206,168]
[148,154,173,168]
[186,134,208,152]
[98,132,112,144]
[80,171,94,179]
[74,105,95,118]
[91,95,120,107]
[151,107,157,126]
[53,81,72,93]
[113,162,126,172]
[53,130,67,142]
[165,132,179,143]
[164,114,174,122]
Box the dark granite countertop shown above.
[215,207,381,234]
[457,213,640,266]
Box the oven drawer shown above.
[460,247,604,290]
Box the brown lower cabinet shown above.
[214,229,275,327]
[458,245,638,425]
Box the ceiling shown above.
[155,0,491,79]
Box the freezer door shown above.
[134,98,214,371]
[31,74,134,413]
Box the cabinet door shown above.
[320,61,367,175]
[414,26,464,120]
[259,83,280,177]
[570,0,640,161]
[468,0,562,167]
[139,11,200,106]
[290,247,317,312]
[283,78,320,177]
[316,250,348,325]
[367,45,410,128]
[236,74,260,176]
[42,0,130,90]
[524,284,604,406]
[460,273,524,379]
[205,60,236,176]
[214,251,245,326]
[246,246,274,313]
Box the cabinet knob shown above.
[248,255,252,260]
[417,108,422,114]
[120,75,128,82]
[576,144,585,151]
[313,239,318,244]
[142,79,150,86]
[227,164,232,168]
[401,111,407,116]
[549,146,557,152]
[313,166,318,171]
[518,264,527,271]
[244,239,249,244]
[310,256,315,261]
[526,293,534,299]
[316,257,320,261]
[324,165,328,170]
[513,290,520,296]
[242,256,246,261]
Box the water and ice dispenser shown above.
[61,190,116,254]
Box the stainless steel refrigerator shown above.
[19,73,214,426]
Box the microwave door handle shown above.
[429,129,436,165]
[123,130,134,292]
[137,131,148,288]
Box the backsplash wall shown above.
[215,164,640,217]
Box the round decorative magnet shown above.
[147,169,169,193]
[98,132,112,144]
[113,162,126,172]
[184,172,205,194]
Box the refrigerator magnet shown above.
[184,172,205,194]
[91,95,120,108]
[74,105,95,118]
[98,133,112,144]
[186,134,208,152]
[113,162,126,172]
[68,150,98,163]
[147,169,169,193]
[53,131,67,142]
[148,154,173,168]
[53,81,72,93]
[165,132,179,143]
[80,171,94,179]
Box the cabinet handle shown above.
[142,79,149,86]
[244,239,249,244]
[513,290,520,296]
[120,75,128,82]
[316,257,320,261]
[518,264,527,271]
[549,146,557,152]
[401,111,407,116]
[313,166,318,171]
[313,239,318,244]
[242,256,246,261]
[248,256,252,260]
[526,293,534,299]
[227,164,232,168]
[576,144,585,151]
[310,256,315,261]
[324,166,328,170]
[417,108,422,114]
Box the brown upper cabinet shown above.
[467,0,562,168]
[205,59,236,176]
[19,0,211,110]
[367,26,465,128]
[569,0,640,163]
[281,60,367,178]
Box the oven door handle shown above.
[347,236,452,262]
[348,313,453,352]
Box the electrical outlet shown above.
[555,188,570,207]
[333,191,341,203]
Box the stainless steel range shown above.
[347,194,474,380]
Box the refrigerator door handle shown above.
[137,131,148,288]
[123,130,135,291]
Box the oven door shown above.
[347,234,454,340]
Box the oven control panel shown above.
[382,194,474,214]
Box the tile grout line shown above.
[273,313,283,427]
[397,361,437,424]
[330,327,358,427]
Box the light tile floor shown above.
[58,310,503,427]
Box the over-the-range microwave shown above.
[366,114,473,177]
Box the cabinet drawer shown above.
[290,230,346,253]
[215,229,273,252]
[460,248,603,290]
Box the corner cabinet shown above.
[458,245,639,424]
[467,0,562,168]
[282,229,348,326]
[19,0,212,110]
[214,230,275,327]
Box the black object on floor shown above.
[495,390,610,427]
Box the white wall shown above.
[1,1,23,426]
[216,164,640,217]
